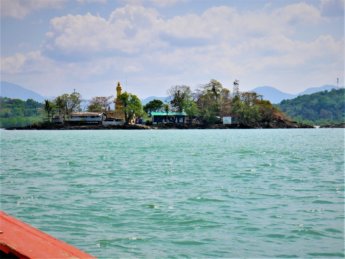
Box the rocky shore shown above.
[6,118,314,130]
[320,122,345,128]
[6,123,151,130]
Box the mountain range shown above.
[142,85,341,104]
[0,81,45,102]
[252,85,341,104]
[0,80,341,105]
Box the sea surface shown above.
[0,129,344,258]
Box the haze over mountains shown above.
[0,81,45,102]
[142,85,341,104]
[251,85,341,104]
[0,80,341,105]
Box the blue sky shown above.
[1,0,344,99]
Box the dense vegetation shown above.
[278,89,345,125]
[40,79,295,128]
[0,97,44,128]
[146,79,289,127]
[118,92,143,124]
[44,92,82,121]
[6,79,335,129]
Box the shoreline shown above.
[3,122,323,130]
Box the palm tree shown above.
[55,96,66,119]
[44,100,53,122]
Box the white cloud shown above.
[44,5,165,57]
[163,3,322,42]
[244,35,344,71]
[76,0,107,4]
[273,2,322,24]
[0,0,65,19]
[1,51,56,74]
[1,53,26,74]
[42,3,326,58]
[320,0,345,17]
[149,0,187,7]
[119,0,185,7]
[1,2,343,96]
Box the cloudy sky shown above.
[1,0,344,99]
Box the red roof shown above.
[0,211,95,259]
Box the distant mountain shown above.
[141,96,171,105]
[251,85,341,104]
[251,86,296,104]
[278,88,345,125]
[298,85,340,96]
[0,81,45,103]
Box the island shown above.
[2,80,319,130]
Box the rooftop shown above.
[151,111,187,116]
[70,112,104,117]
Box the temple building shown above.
[106,82,125,124]
[113,81,125,121]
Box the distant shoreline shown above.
[4,120,345,131]
[4,122,332,130]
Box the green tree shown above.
[163,103,170,115]
[66,91,82,114]
[0,97,44,128]
[196,92,219,124]
[278,89,345,125]
[196,79,231,124]
[54,91,82,118]
[44,100,54,121]
[231,92,263,127]
[204,79,224,98]
[87,96,112,112]
[168,85,192,112]
[144,99,164,115]
[184,100,199,124]
[54,96,66,118]
[118,92,143,124]
[25,99,41,117]
[256,100,276,124]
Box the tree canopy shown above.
[143,99,164,114]
[168,85,193,113]
[87,96,112,112]
[53,91,82,118]
[195,79,231,124]
[278,89,345,125]
[3,79,336,128]
[118,92,143,124]
[0,97,43,128]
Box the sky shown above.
[1,0,344,99]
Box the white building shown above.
[222,116,232,125]
[67,112,106,125]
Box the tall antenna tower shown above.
[337,77,339,88]
[233,79,240,96]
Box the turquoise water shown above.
[0,129,344,258]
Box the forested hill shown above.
[278,89,345,125]
[0,97,43,128]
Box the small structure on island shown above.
[102,81,125,126]
[113,82,125,121]
[222,116,232,125]
[67,112,106,125]
[151,111,187,124]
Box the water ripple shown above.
[1,129,344,258]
